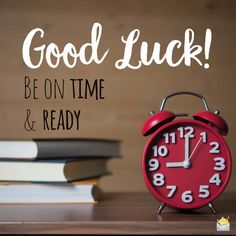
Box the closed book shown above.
[0,178,99,185]
[0,159,109,182]
[0,138,120,160]
[0,182,101,203]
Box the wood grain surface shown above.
[0,192,235,234]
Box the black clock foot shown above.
[208,202,217,214]
[157,202,166,214]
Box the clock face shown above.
[142,119,231,209]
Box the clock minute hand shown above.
[183,135,190,168]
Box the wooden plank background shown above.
[0,0,235,192]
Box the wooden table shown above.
[0,192,235,234]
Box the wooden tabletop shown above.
[0,192,235,234]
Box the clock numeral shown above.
[152,145,168,157]
[209,142,220,154]
[153,173,165,186]
[209,173,221,186]
[181,190,193,203]
[200,132,207,143]
[148,159,159,171]
[166,185,177,198]
[214,157,225,171]
[199,185,210,198]
[178,126,194,138]
[163,132,176,144]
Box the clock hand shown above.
[183,135,190,168]
[166,162,184,167]
[166,135,191,168]
[188,137,203,161]
[167,136,203,168]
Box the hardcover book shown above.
[0,138,120,160]
[0,159,109,182]
[0,181,100,203]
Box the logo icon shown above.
[216,216,230,232]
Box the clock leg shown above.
[208,202,217,214]
[157,202,166,214]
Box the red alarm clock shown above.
[141,91,231,214]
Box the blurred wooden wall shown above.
[0,0,235,192]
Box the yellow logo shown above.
[216,217,230,231]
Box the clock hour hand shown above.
[166,162,184,168]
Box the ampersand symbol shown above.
[24,109,36,131]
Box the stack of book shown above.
[0,139,120,203]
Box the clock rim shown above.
[142,118,232,210]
